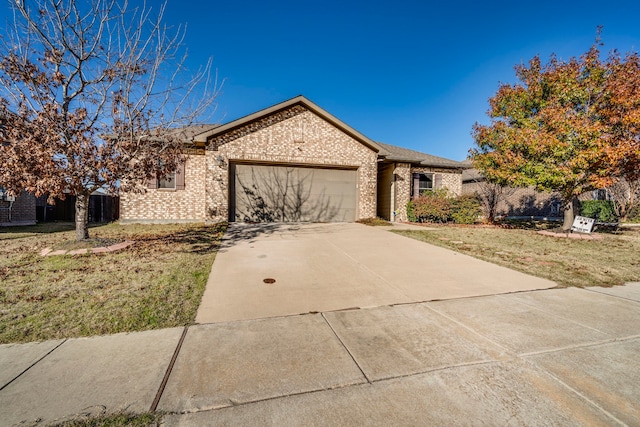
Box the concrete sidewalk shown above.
[196,223,556,323]
[1,284,639,426]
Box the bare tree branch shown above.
[606,177,640,221]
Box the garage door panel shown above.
[232,164,357,222]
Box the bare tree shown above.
[475,181,516,222]
[606,177,640,221]
[465,168,515,222]
[0,0,218,240]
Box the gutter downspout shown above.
[0,200,14,222]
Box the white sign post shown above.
[571,216,595,233]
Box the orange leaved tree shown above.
[471,35,640,230]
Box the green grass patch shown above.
[393,225,640,288]
[51,411,163,427]
[0,222,226,344]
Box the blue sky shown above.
[4,1,640,161]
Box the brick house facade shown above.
[120,96,465,224]
[121,151,208,222]
[0,190,36,224]
[462,167,616,220]
[462,166,563,219]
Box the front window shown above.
[158,171,176,189]
[412,173,433,198]
[155,158,177,189]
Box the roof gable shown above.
[193,95,387,154]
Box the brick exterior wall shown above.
[463,180,613,219]
[411,166,462,196]
[393,163,412,222]
[0,191,36,224]
[120,154,207,223]
[462,180,563,218]
[205,107,378,222]
[120,105,379,223]
[392,165,463,222]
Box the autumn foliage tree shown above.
[471,35,640,230]
[0,0,217,240]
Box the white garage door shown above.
[230,164,357,222]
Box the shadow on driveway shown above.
[197,223,557,323]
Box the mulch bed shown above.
[40,240,135,256]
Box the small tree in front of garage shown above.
[0,0,218,240]
[471,33,640,230]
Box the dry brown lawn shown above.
[394,225,640,288]
[0,222,226,344]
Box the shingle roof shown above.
[462,168,484,182]
[169,124,220,141]
[460,161,485,182]
[376,142,466,168]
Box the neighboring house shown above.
[0,189,119,226]
[0,189,36,225]
[120,96,465,224]
[462,165,563,219]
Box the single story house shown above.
[462,165,615,219]
[461,166,563,219]
[120,96,465,224]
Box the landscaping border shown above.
[39,241,135,256]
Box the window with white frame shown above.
[156,159,176,189]
[157,171,176,189]
[148,159,185,191]
[593,189,612,201]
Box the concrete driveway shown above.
[196,222,557,323]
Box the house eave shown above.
[419,160,466,170]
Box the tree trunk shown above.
[75,192,90,241]
[487,188,497,223]
[562,197,579,230]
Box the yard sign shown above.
[571,216,595,233]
